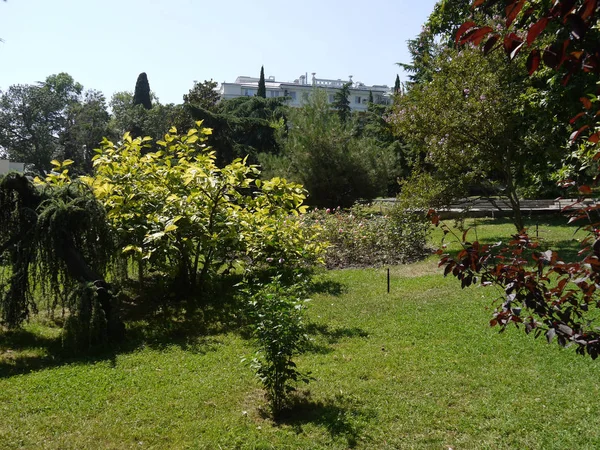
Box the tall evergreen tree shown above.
[394,75,401,94]
[257,66,266,98]
[133,72,152,110]
[368,90,374,104]
[332,82,351,125]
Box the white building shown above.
[0,159,25,175]
[218,73,392,112]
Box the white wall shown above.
[0,159,25,175]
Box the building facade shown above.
[0,159,25,175]
[218,73,392,111]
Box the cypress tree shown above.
[368,90,374,104]
[133,72,152,110]
[332,82,351,125]
[257,66,266,98]
[394,74,401,95]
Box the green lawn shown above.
[430,214,584,261]
[2,215,600,449]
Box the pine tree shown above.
[257,66,266,98]
[368,90,374,104]
[133,72,152,110]
[394,75,401,95]
[332,82,351,125]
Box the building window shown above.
[329,94,335,103]
[355,96,361,104]
[289,91,297,101]
[244,88,256,96]
[269,90,280,98]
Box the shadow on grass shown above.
[305,323,369,354]
[272,391,375,448]
[307,279,347,297]
[0,326,120,378]
[0,287,243,379]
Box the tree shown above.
[183,79,220,111]
[368,90,374,104]
[0,168,123,348]
[61,90,111,174]
[110,91,181,144]
[436,0,600,358]
[332,82,351,125]
[187,96,288,166]
[392,47,565,230]
[89,124,323,304]
[133,72,152,110]
[394,74,401,94]
[0,73,103,174]
[261,89,394,207]
[257,66,266,98]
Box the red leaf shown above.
[527,49,541,75]
[506,0,526,28]
[456,21,477,44]
[570,111,586,124]
[589,133,600,144]
[581,0,598,21]
[527,17,549,45]
[579,185,593,194]
[570,124,590,142]
[581,96,593,109]
[543,41,565,69]
[504,33,524,59]
[483,34,500,55]
[552,0,578,18]
[473,0,486,7]
[470,26,494,46]
[567,13,587,40]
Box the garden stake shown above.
[387,268,390,294]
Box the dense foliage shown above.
[436,0,600,358]
[0,164,122,349]
[245,277,311,415]
[302,203,430,269]
[86,122,325,306]
[260,89,396,207]
[0,73,110,175]
[392,46,565,230]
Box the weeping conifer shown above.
[0,173,123,350]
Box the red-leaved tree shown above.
[437,0,600,358]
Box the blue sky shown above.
[0,0,438,104]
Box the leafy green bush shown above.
[244,276,311,416]
[302,203,430,269]
[87,123,325,305]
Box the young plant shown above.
[245,277,311,416]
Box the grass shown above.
[430,214,585,261]
[2,215,600,449]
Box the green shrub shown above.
[302,203,430,269]
[87,123,325,305]
[245,277,311,416]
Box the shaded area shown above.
[307,279,347,297]
[305,323,369,354]
[272,391,375,448]
[0,283,242,378]
[0,325,118,378]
